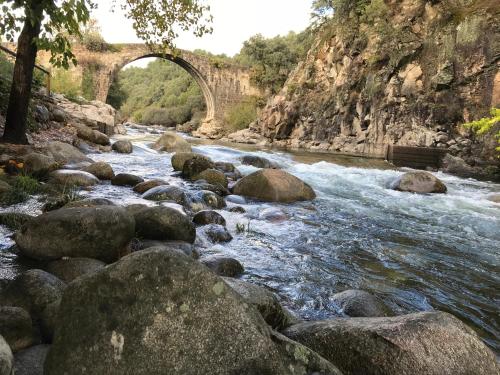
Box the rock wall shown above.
[251,0,499,176]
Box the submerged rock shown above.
[233,169,316,202]
[0,306,37,352]
[241,155,280,169]
[141,185,188,205]
[0,335,13,375]
[46,258,106,283]
[44,249,340,374]
[201,224,233,243]
[153,131,192,153]
[134,206,196,243]
[223,278,297,331]
[201,256,244,277]
[283,312,500,375]
[15,207,135,263]
[133,179,168,194]
[83,161,115,180]
[332,289,394,317]
[193,210,226,226]
[392,171,447,194]
[49,170,99,187]
[111,173,144,187]
[112,140,133,154]
[0,270,65,317]
[13,344,50,375]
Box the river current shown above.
[1,126,499,353]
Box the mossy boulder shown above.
[182,157,215,180]
[49,170,99,187]
[44,248,340,375]
[141,185,188,205]
[46,258,106,283]
[391,171,447,194]
[15,207,135,263]
[194,169,228,188]
[112,140,133,154]
[233,169,316,203]
[133,179,168,194]
[171,152,211,171]
[134,206,196,244]
[284,312,500,375]
[0,306,38,352]
[23,153,59,178]
[111,173,144,187]
[332,289,394,318]
[152,131,192,153]
[201,256,244,277]
[44,141,92,164]
[193,210,226,226]
[241,155,280,169]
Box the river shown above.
[1,126,499,353]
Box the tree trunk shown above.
[1,4,43,144]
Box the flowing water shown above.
[1,126,500,353]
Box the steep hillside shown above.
[249,0,499,178]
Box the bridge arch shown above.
[111,53,215,125]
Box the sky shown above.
[93,0,313,58]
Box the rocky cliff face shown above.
[250,0,499,176]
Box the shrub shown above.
[82,32,110,52]
[1,175,40,205]
[465,108,500,153]
[52,68,82,100]
[223,97,259,133]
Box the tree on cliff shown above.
[0,0,212,144]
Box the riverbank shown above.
[0,125,499,374]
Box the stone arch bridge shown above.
[10,43,262,138]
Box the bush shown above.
[82,32,110,52]
[52,68,82,100]
[465,108,500,153]
[223,97,259,133]
[1,175,40,205]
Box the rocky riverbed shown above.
[0,124,499,374]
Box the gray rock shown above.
[111,173,144,187]
[202,256,244,277]
[112,140,133,154]
[134,206,196,243]
[193,210,226,226]
[283,312,500,375]
[0,307,37,352]
[152,131,192,153]
[63,198,115,209]
[241,155,279,169]
[332,289,393,317]
[39,299,59,343]
[51,108,67,123]
[23,153,59,178]
[45,141,92,164]
[136,241,199,259]
[15,207,135,263]
[49,169,99,187]
[83,161,115,180]
[141,185,188,205]
[201,191,226,209]
[34,105,50,123]
[223,278,298,331]
[391,171,447,194]
[233,169,316,202]
[13,345,50,375]
[0,335,13,375]
[182,157,215,180]
[229,206,246,213]
[44,249,340,375]
[73,123,110,146]
[46,258,106,283]
[194,169,228,188]
[0,270,65,317]
[202,224,233,243]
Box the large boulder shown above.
[46,258,106,283]
[391,171,447,194]
[14,344,50,375]
[48,170,99,187]
[15,207,135,263]
[111,173,144,187]
[0,335,13,375]
[241,155,280,169]
[44,249,340,375]
[233,169,316,202]
[332,290,394,318]
[23,153,59,178]
[152,131,192,152]
[0,306,38,352]
[283,312,500,375]
[133,179,168,194]
[194,169,228,188]
[0,270,65,317]
[44,141,92,164]
[141,185,188,205]
[112,140,133,154]
[134,206,196,244]
[73,123,110,146]
[182,157,215,180]
[223,278,297,331]
[171,152,211,171]
[83,161,115,180]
